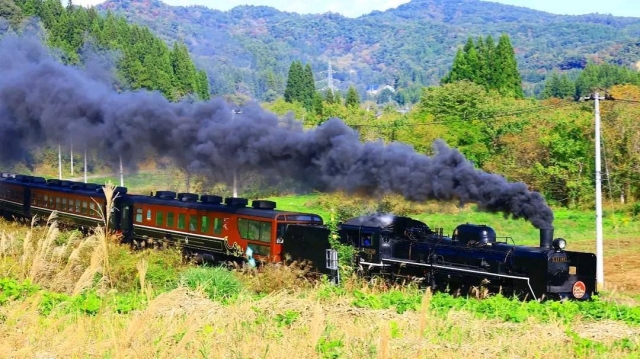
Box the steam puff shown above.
[0,34,554,228]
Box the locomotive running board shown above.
[382,258,537,301]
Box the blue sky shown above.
[74,0,640,18]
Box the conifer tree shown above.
[345,86,360,108]
[0,0,24,27]
[493,34,523,98]
[302,63,316,110]
[325,89,335,104]
[284,60,304,103]
[442,33,523,98]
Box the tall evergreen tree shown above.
[442,33,523,98]
[284,60,303,103]
[441,49,469,84]
[345,86,360,108]
[0,0,23,28]
[325,88,335,104]
[493,34,523,98]
[171,41,197,98]
[302,63,316,110]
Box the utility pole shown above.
[580,92,606,289]
[119,156,124,187]
[231,109,242,197]
[58,143,62,180]
[84,148,87,183]
[70,141,74,176]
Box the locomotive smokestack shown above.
[540,228,554,249]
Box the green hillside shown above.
[95,0,640,100]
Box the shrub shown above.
[180,266,243,302]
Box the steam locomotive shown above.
[0,172,597,301]
[334,215,596,300]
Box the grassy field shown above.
[0,215,639,358]
[3,173,632,357]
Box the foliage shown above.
[345,86,361,108]
[11,0,209,101]
[90,0,640,100]
[442,34,523,99]
[284,60,315,111]
[179,266,243,302]
[0,0,23,28]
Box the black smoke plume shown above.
[0,34,554,229]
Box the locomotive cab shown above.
[452,224,497,246]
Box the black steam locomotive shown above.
[283,215,597,301]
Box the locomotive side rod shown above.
[382,258,537,301]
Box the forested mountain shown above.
[94,0,640,101]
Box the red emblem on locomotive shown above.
[572,281,586,299]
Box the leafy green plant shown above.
[0,278,40,305]
[274,310,300,328]
[180,266,243,302]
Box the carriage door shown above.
[120,205,133,241]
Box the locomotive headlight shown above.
[552,238,566,250]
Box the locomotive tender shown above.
[0,172,597,300]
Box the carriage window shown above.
[146,209,151,221]
[90,202,96,216]
[156,211,164,226]
[56,197,61,210]
[62,198,67,211]
[178,214,185,230]
[214,218,223,235]
[189,216,198,232]
[82,201,88,214]
[135,208,143,223]
[43,195,48,207]
[75,201,81,213]
[201,216,210,233]
[68,199,74,212]
[238,218,272,243]
[167,212,175,228]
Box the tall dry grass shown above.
[0,183,121,295]
[0,287,637,359]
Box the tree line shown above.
[2,0,209,101]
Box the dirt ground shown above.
[572,238,640,296]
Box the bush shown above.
[180,266,243,302]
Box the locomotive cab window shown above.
[361,234,374,247]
